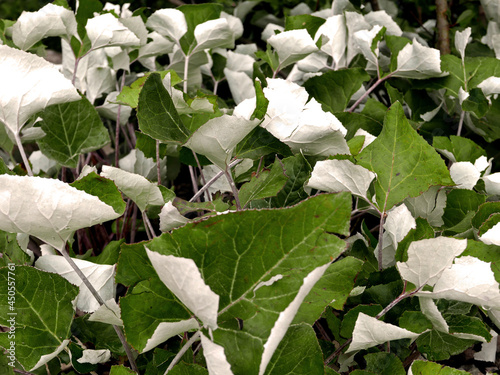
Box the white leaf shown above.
[268,29,318,69]
[138,31,175,59]
[77,349,111,364]
[35,255,115,313]
[86,13,140,49]
[86,67,116,104]
[261,23,284,42]
[364,10,402,36]
[97,91,132,126]
[224,69,255,105]
[101,166,164,211]
[88,298,123,326]
[450,162,481,190]
[353,25,383,67]
[226,51,255,75]
[121,16,149,45]
[379,204,416,269]
[419,297,449,333]
[221,11,244,40]
[479,222,500,246]
[159,201,189,232]
[455,27,472,61]
[194,18,235,52]
[354,129,376,151]
[475,156,490,172]
[478,76,500,97]
[0,175,120,251]
[184,114,259,168]
[145,248,219,329]
[202,164,232,195]
[418,256,500,309]
[393,39,445,79]
[30,340,70,371]
[307,159,375,198]
[483,172,500,195]
[396,237,467,288]
[0,45,80,135]
[474,331,498,362]
[146,8,187,42]
[481,0,500,22]
[200,333,234,375]
[12,3,77,50]
[315,15,347,68]
[143,318,199,353]
[458,86,470,105]
[404,186,447,227]
[346,313,420,353]
[259,262,331,375]
[29,150,58,175]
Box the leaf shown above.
[398,311,433,333]
[455,27,471,61]
[169,362,208,375]
[85,13,140,49]
[416,330,476,361]
[433,135,486,163]
[110,365,138,375]
[410,360,470,374]
[12,3,77,50]
[268,29,318,70]
[35,255,115,313]
[356,102,453,211]
[307,159,376,200]
[184,114,259,168]
[340,305,383,339]
[392,39,445,79]
[364,353,405,375]
[0,175,121,251]
[450,162,481,190]
[88,298,123,326]
[159,201,189,232]
[285,14,326,38]
[239,158,287,208]
[137,73,190,144]
[178,3,222,54]
[304,68,370,113]
[0,266,78,371]
[146,8,188,42]
[234,127,292,161]
[396,237,467,288]
[442,189,486,229]
[145,248,219,329]
[193,18,235,52]
[100,166,165,212]
[200,333,234,375]
[0,230,31,267]
[0,45,80,136]
[37,96,109,168]
[146,193,351,372]
[346,313,420,353]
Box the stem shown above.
[60,246,139,373]
[14,132,33,176]
[115,73,127,167]
[183,54,190,94]
[324,338,352,365]
[457,110,465,136]
[142,211,157,239]
[377,212,386,271]
[224,168,242,210]
[188,165,201,202]
[436,0,451,55]
[130,204,138,243]
[14,369,36,375]
[164,331,201,374]
[192,151,210,201]
[156,140,161,185]
[348,74,392,113]
[72,57,80,86]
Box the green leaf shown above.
[137,73,190,144]
[385,35,411,73]
[69,342,98,373]
[255,44,280,72]
[467,96,500,142]
[442,189,486,228]
[239,158,288,208]
[173,197,230,217]
[265,323,324,375]
[37,96,110,168]
[472,202,500,229]
[433,135,486,163]
[410,360,470,374]
[234,127,292,161]
[284,14,325,38]
[364,353,405,375]
[416,330,476,361]
[110,365,138,375]
[0,266,78,371]
[395,218,435,262]
[178,3,222,54]
[0,231,31,267]
[398,311,433,333]
[356,102,453,210]
[304,69,370,113]
[445,315,492,342]
[115,242,154,287]
[91,240,124,265]
[462,88,489,117]
[169,362,208,375]
[70,171,126,215]
[72,316,125,354]
[251,79,269,121]
[75,0,103,27]
[135,132,168,161]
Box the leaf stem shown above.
[156,140,161,185]
[115,72,127,167]
[377,212,386,271]
[192,151,211,201]
[348,74,392,113]
[225,167,242,210]
[14,132,33,176]
[188,165,201,202]
[457,110,465,136]
[164,331,201,374]
[183,53,190,94]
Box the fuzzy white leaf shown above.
[29,150,58,175]
[475,156,490,172]
[474,331,498,362]
[268,29,318,69]
[364,10,402,36]
[419,297,449,333]
[88,298,123,326]
[35,255,115,313]
[307,159,375,198]
[138,31,175,59]
[200,333,234,375]
[261,23,284,42]
[12,3,77,50]
[347,313,420,353]
[481,0,500,22]
[143,318,199,353]
[146,8,187,42]
[450,161,481,190]
[121,15,149,45]
[224,69,255,105]
[30,340,70,371]
[419,256,500,308]
[101,166,164,211]
[77,349,111,364]
[397,237,467,288]
[393,39,445,79]
[483,172,500,195]
[0,45,80,135]
[86,13,140,49]
[145,249,219,329]
[455,27,472,60]
[226,51,255,75]
[159,201,189,232]
[86,67,116,104]
[0,175,120,251]
[194,18,235,52]
[480,222,500,246]
[478,76,500,97]
[315,15,347,67]
[353,26,383,67]
[404,186,447,227]
[221,11,244,40]
[185,114,259,168]
[259,262,331,375]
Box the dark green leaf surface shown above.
[442,189,486,228]
[364,353,405,375]
[0,230,31,267]
[357,102,453,210]
[137,73,190,144]
[0,266,78,371]
[433,135,486,163]
[234,127,292,160]
[37,97,110,168]
[285,14,326,38]
[416,330,476,361]
[398,311,433,333]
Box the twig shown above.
[377,212,386,271]
[348,74,392,113]
[156,140,161,185]
[164,331,201,374]
[436,0,451,55]
[142,211,157,239]
[189,159,242,202]
[188,165,201,202]
[457,110,465,136]
[115,73,127,167]
[14,133,33,176]
[224,169,242,210]
[192,151,210,201]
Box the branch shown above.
[436,0,451,55]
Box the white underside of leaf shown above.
[474,331,498,362]
[146,248,220,329]
[393,39,446,79]
[200,332,234,375]
[224,69,255,105]
[483,172,500,195]
[143,318,199,353]
[346,313,420,353]
[159,201,189,232]
[35,255,115,313]
[146,8,187,42]
[30,339,70,371]
[480,222,500,246]
[88,298,123,326]
[77,349,111,364]
[450,162,480,190]
[404,186,447,227]
[419,297,449,333]
[268,29,318,69]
